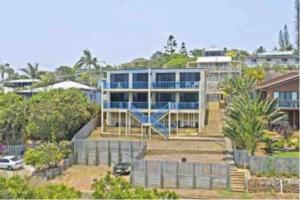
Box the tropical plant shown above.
[0,93,25,144]
[92,173,178,199]
[75,49,99,86]
[20,63,40,80]
[4,176,34,199]
[222,75,285,155]
[242,67,266,81]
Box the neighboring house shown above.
[100,68,207,139]
[3,79,39,93]
[16,80,100,103]
[187,47,241,101]
[246,51,299,67]
[256,72,299,129]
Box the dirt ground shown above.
[145,153,226,163]
[48,165,119,191]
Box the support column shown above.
[293,110,296,128]
[141,125,143,139]
[128,115,131,134]
[125,112,128,136]
[101,82,104,133]
[176,112,179,135]
[149,126,151,140]
[168,111,171,137]
[118,112,121,136]
[148,68,151,124]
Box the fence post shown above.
[118,141,121,162]
[280,179,283,193]
[192,163,196,189]
[160,161,164,188]
[130,160,134,185]
[96,140,99,166]
[176,162,179,188]
[130,142,133,160]
[108,140,111,166]
[85,140,88,165]
[145,160,148,187]
[209,163,213,189]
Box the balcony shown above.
[277,100,299,108]
[102,81,200,89]
[103,102,199,110]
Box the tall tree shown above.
[179,42,188,55]
[20,63,40,80]
[295,0,300,50]
[279,30,285,50]
[283,24,292,50]
[0,63,10,82]
[164,35,177,54]
[75,49,99,86]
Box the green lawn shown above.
[273,151,299,158]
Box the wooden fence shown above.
[73,139,229,189]
[0,144,26,155]
[71,117,99,141]
[234,149,299,175]
[34,154,75,180]
[73,139,147,166]
[131,159,229,189]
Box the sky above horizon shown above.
[0,0,295,71]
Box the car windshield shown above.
[116,163,130,167]
[10,157,19,161]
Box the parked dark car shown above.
[113,162,131,176]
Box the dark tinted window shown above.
[156,73,175,81]
[180,73,200,81]
[110,93,128,102]
[180,93,198,102]
[155,93,176,102]
[133,93,147,102]
[133,73,148,82]
[110,73,129,82]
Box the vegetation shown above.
[25,88,98,141]
[0,93,25,144]
[92,173,178,199]
[221,75,284,155]
[33,184,81,199]
[273,151,299,158]
[242,67,266,81]
[24,143,64,170]
[278,24,293,50]
[0,175,80,199]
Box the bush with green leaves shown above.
[0,93,25,144]
[33,184,81,199]
[25,88,99,142]
[92,173,178,199]
[24,143,64,170]
[0,176,81,199]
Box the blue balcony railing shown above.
[152,81,199,89]
[102,81,199,89]
[103,82,129,89]
[132,81,148,89]
[278,100,299,108]
[104,102,199,110]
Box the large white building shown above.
[188,48,241,101]
[100,68,207,139]
[246,51,299,67]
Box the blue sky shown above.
[0,0,295,71]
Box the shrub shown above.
[3,176,34,199]
[92,173,178,199]
[58,140,72,158]
[33,184,81,199]
[24,143,64,170]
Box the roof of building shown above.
[6,79,39,83]
[17,80,95,93]
[195,56,232,63]
[248,51,296,58]
[203,47,224,52]
[256,72,299,89]
[104,68,207,73]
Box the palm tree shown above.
[20,63,40,80]
[74,49,99,86]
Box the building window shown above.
[251,59,257,63]
[110,73,129,82]
[180,73,200,81]
[266,58,272,62]
[156,73,175,82]
[155,93,176,102]
[282,58,288,62]
[180,93,198,102]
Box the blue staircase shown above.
[128,103,171,139]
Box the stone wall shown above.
[247,177,299,193]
